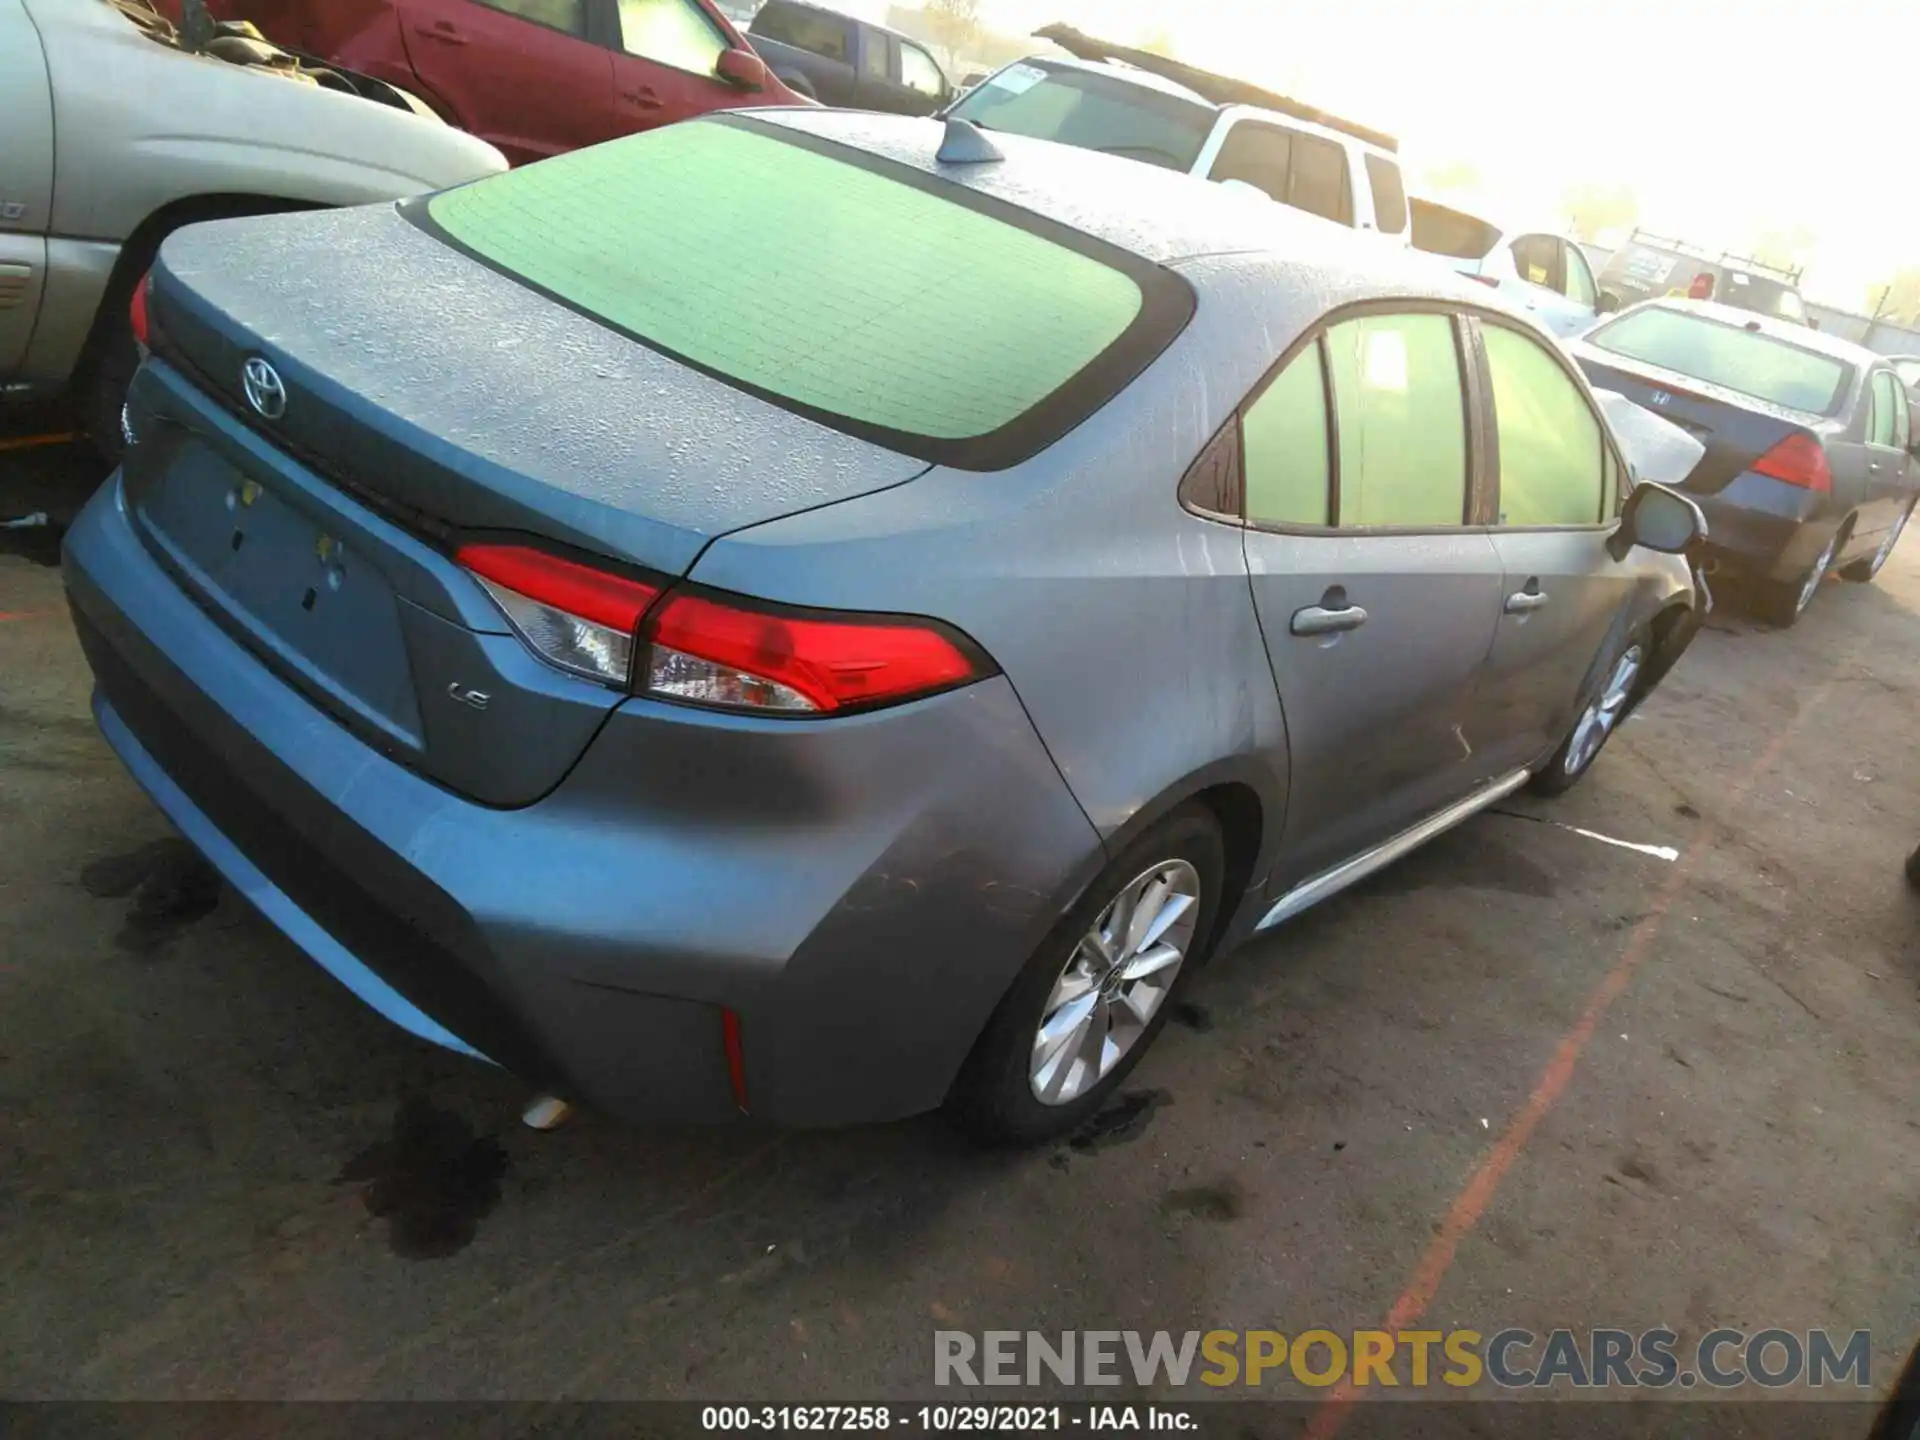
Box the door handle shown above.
[623,86,664,108]
[1290,603,1368,637]
[414,21,468,43]
[1504,589,1550,614]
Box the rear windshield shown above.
[1586,306,1850,415]
[1409,199,1499,261]
[945,61,1213,173]
[420,118,1189,469]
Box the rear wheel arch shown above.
[74,193,325,455]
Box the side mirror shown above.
[716,46,767,90]
[1595,291,1621,315]
[1608,480,1706,561]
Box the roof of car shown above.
[1636,298,1883,366]
[747,108,1515,304]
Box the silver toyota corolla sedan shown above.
[63,109,1708,1144]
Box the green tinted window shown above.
[1243,342,1330,526]
[1325,313,1467,526]
[425,121,1147,448]
[1484,325,1603,526]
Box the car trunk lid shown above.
[1572,348,1820,496]
[127,205,930,806]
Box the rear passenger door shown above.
[1506,233,1585,336]
[1860,369,1915,534]
[399,0,614,162]
[1471,318,1634,770]
[1233,309,1506,884]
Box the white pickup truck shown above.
[0,0,505,456]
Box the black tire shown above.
[1754,525,1844,627]
[74,280,142,465]
[1529,625,1650,797]
[1841,500,1914,583]
[945,803,1225,1147]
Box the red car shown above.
[156,0,809,165]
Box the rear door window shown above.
[1242,341,1331,526]
[1482,324,1605,525]
[1510,234,1562,291]
[1324,313,1468,526]
[1289,134,1352,225]
[1868,372,1898,446]
[420,117,1191,468]
[1208,122,1293,204]
[1561,242,1597,307]
[1883,373,1911,449]
[1364,153,1407,235]
[478,0,588,33]
[860,30,891,80]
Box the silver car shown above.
[63,111,1706,1144]
[1409,197,1606,339]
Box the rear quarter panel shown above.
[690,256,1312,910]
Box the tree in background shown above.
[1868,267,1920,326]
[1742,222,1815,276]
[924,0,981,69]
[1560,181,1638,244]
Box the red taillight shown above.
[720,1008,749,1113]
[458,540,992,714]
[456,542,662,684]
[1466,272,1501,288]
[642,588,987,715]
[1751,433,1831,493]
[129,270,152,349]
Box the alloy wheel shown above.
[1028,860,1201,1106]
[1869,504,1913,578]
[1796,533,1840,615]
[1564,643,1645,777]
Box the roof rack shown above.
[1032,23,1399,154]
[1627,228,1804,285]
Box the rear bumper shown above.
[65,472,1104,1126]
[1689,473,1833,583]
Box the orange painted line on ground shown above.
[1304,684,1829,1440]
[0,432,76,453]
[0,611,55,623]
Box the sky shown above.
[892,0,1920,309]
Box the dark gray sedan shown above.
[64,110,1705,1143]
[1573,300,1920,625]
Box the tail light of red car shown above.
[456,542,993,715]
[130,270,153,350]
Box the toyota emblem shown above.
[242,357,287,420]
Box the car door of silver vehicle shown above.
[0,0,54,379]
[1470,317,1635,771]
[1236,308,1506,887]
[1555,240,1601,337]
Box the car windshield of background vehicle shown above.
[421,118,1180,464]
[1408,199,1499,261]
[945,62,1213,172]
[1586,307,1849,415]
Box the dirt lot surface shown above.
[4,432,1917,1428]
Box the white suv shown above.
[943,55,1410,244]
